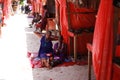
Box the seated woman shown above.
[34,31,57,68]
[50,35,67,67]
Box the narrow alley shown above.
[0,13,95,80]
[0,0,119,80]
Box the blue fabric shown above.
[38,36,53,59]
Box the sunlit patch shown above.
[42,30,46,33]
[0,14,33,80]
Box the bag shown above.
[50,59,62,67]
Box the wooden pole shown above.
[55,0,61,36]
[88,50,92,80]
[74,34,77,61]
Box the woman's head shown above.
[45,31,52,39]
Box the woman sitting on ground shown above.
[34,31,57,68]
[50,35,67,67]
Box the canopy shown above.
[68,2,96,30]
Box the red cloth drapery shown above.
[3,0,11,18]
[55,0,95,42]
[55,0,69,43]
[0,0,12,24]
[116,46,120,57]
[55,0,95,54]
[31,0,35,13]
[68,2,96,29]
[92,0,113,80]
[0,0,3,2]
[31,0,43,14]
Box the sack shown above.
[50,59,62,67]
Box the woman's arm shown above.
[34,32,43,38]
[50,35,58,41]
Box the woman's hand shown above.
[46,53,52,57]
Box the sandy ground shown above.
[32,65,96,80]
[0,13,96,80]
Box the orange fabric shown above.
[68,2,96,29]
[55,0,69,44]
[31,0,43,14]
[31,1,35,12]
[55,0,95,55]
[112,64,120,80]
[0,0,11,23]
[0,0,4,3]
[92,0,113,80]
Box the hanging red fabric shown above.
[55,0,95,54]
[32,1,35,13]
[3,0,11,18]
[0,0,1,2]
[55,0,69,44]
[0,0,11,25]
[68,2,96,30]
[92,0,113,80]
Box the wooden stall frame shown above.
[66,0,96,62]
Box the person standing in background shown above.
[21,5,24,13]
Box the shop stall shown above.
[55,0,96,61]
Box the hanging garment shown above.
[92,0,113,80]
